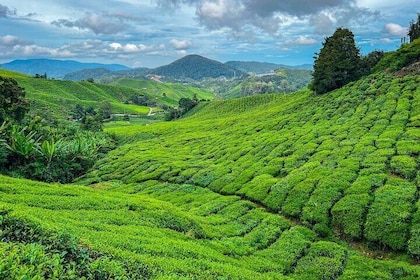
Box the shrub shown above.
[294,241,347,280]
[390,155,417,179]
[332,194,370,238]
[364,182,416,250]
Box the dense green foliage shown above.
[2,34,420,279]
[90,68,420,260]
[0,77,29,123]
[1,175,419,279]
[373,38,420,73]
[409,13,420,42]
[311,28,362,94]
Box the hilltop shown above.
[151,54,243,80]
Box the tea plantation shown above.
[2,42,420,278]
[83,71,420,260]
[1,174,419,279]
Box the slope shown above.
[111,78,215,107]
[1,174,419,279]
[0,69,149,117]
[84,69,420,259]
[151,54,242,80]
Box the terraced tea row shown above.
[1,175,419,279]
[85,72,420,257]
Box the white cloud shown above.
[123,43,139,52]
[0,35,24,46]
[284,36,318,46]
[170,39,192,50]
[380,37,394,44]
[384,23,408,36]
[109,42,122,49]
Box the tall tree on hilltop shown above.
[408,13,420,42]
[311,28,361,94]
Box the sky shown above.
[0,0,417,68]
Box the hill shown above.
[2,68,420,278]
[111,78,215,107]
[220,68,313,98]
[2,39,420,278]
[0,69,150,117]
[63,67,150,82]
[150,54,243,80]
[84,54,420,261]
[0,59,130,79]
[0,69,215,118]
[225,61,312,74]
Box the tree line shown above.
[311,14,419,95]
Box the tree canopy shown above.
[0,77,30,123]
[408,13,420,42]
[311,28,361,95]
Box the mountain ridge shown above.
[0,58,130,78]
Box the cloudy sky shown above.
[0,0,417,68]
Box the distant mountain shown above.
[150,55,243,80]
[60,55,312,83]
[225,61,312,74]
[0,59,130,78]
[64,67,150,81]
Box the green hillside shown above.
[86,69,420,259]
[0,69,214,119]
[1,174,419,279]
[112,78,215,107]
[2,40,420,278]
[0,69,149,117]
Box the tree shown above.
[178,97,197,113]
[97,101,112,120]
[408,13,420,42]
[311,28,362,94]
[0,77,30,123]
[360,50,385,76]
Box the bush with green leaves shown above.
[390,155,417,179]
[364,179,416,250]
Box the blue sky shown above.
[0,0,417,68]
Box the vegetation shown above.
[111,78,214,107]
[2,20,420,279]
[311,28,362,94]
[1,175,419,279]
[0,76,29,124]
[409,13,420,42]
[90,56,420,260]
